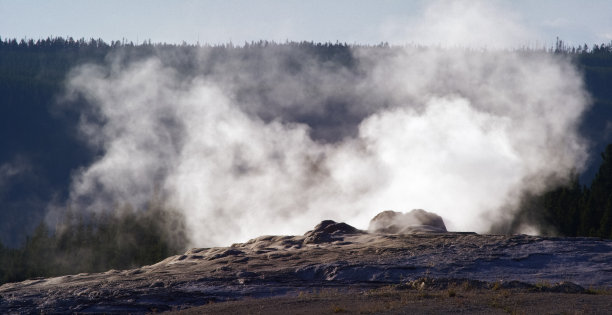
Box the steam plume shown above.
[59,3,590,246]
[380,0,538,48]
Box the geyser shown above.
[58,45,589,247]
[57,3,590,247]
[369,210,448,234]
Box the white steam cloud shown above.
[380,0,538,48]
[59,2,590,246]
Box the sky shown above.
[1,0,611,48]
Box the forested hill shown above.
[0,37,612,248]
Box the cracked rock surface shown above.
[1,220,611,313]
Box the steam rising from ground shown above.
[60,46,588,246]
[380,1,536,49]
[59,3,590,247]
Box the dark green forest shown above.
[1,37,612,285]
[0,201,186,284]
[504,143,612,239]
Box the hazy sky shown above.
[1,0,611,47]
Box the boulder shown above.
[368,209,447,234]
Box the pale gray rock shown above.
[368,209,447,234]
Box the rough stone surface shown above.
[0,220,610,313]
[303,220,364,244]
[369,209,447,233]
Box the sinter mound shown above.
[1,210,611,314]
[369,209,447,233]
[303,220,365,244]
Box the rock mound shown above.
[368,209,447,234]
[304,220,364,244]
[2,222,611,313]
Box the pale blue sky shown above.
[1,0,611,47]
